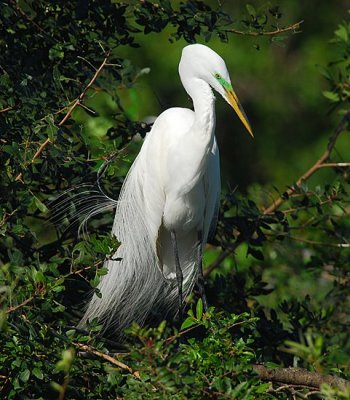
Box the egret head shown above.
[179,44,253,137]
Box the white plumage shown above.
[80,44,252,333]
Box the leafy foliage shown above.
[0,1,349,399]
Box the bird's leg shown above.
[196,231,208,311]
[171,230,183,322]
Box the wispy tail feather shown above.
[49,184,117,237]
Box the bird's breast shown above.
[163,181,206,232]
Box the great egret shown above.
[80,44,253,333]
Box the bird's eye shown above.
[214,73,221,79]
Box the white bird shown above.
[80,44,253,334]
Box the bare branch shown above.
[5,296,35,314]
[165,324,200,344]
[58,53,110,127]
[226,20,303,37]
[254,365,350,391]
[77,56,98,71]
[72,342,140,379]
[30,137,51,163]
[318,162,350,168]
[0,106,13,113]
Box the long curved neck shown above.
[165,75,216,197]
[184,78,216,145]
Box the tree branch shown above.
[264,110,350,215]
[15,54,110,182]
[227,20,303,37]
[254,365,350,392]
[0,106,13,113]
[318,162,350,168]
[5,296,35,314]
[30,137,51,163]
[57,53,110,127]
[72,342,140,379]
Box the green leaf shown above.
[32,367,43,380]
[335,24,348,42]
[34,197,49,213]
[44,114,58,142]
[51,382,63,393]
[322,90,340,102]
[65,330,76,339]
[246,4,256,17]
[56,349,75,374]
[256,382,271,393]
[52,303,66,313]
[96,267,109,276]
[180,317,197,330]
[196,298,203,320]
[49,44,64,61]
[34,270,45,284]
[19,369,30,383]
[158,320,166,333]
[271,34,288,47]
[265,361,281,369]
[257,14,267,26]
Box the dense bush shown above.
[0,1,349,399]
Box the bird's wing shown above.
[203,136,221,243]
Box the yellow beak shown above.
[225,88,254,138]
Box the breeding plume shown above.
[80,44,253,333]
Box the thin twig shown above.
[273,384,313,392]
[5,296,35,314]
[0,106,13,113]
[58,53,110,127]
[280,196,338,215]
[30,138,51,163]
[77,56,98,71]
[318,162,350,168]
[266,232,349,248]
[264,110,350,214]
[227,20,303,37]
[72,342,140,379]
[203,245,237,278]
[165,324,200,344]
